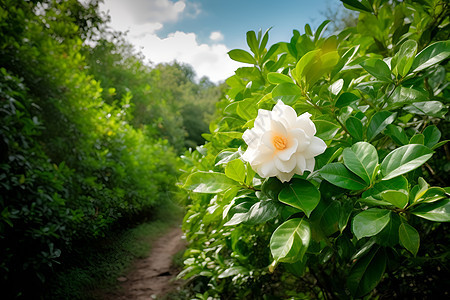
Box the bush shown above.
[180,0,449,298]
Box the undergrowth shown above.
[43,200,184,300]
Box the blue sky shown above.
[100,0,344,82]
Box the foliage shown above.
[0,0,195,297]
[180,0,450,298]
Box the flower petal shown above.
[272,100,297,128]
[254,109,272,132]
[277,138,298,161]
[289,128,310,152]
[303,136,327,158]
[275,156,296,173]
[296,113,316,136]
[242,128,259,146]
[305,158,315,172]
[258,160,278,178]
[295,155,307,174]
[277,170,295,182]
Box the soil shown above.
[110,226,186,299]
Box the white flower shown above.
[242,100,327,182]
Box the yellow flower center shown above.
[273,135,288,150]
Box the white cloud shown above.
[129,31,242,83]
[209,31,224,42]
[100,0,238,82]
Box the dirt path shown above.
[113,226,186,299]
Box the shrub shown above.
[180,0,449,298]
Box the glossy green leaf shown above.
[331,45,359,78]
[409,134,424,145]
[411,199,450,222]
[343,142,379,185]
[381,144,434,180]
[393,40,418,77]
[246,31,259,56]
[410,40,450,73]
[352,208,391,239]
[278,179,320,217]
[314,120,340,140]
[228,49,257,64]
[341,0,373,13]
[218,266,249,278]
[246,200,281,225]
[387,86,428,109]
[385,124,409,145]
[310,197,341,237]
[347,247,386,298]
[423,125,441,149]
[361,58,392,82]
[314,20,330,42]
[225,159,246,183]
[270,218,311,265]
[329,78,344,95]
[183,171,237,193]
[320,162,367,190]
[380,190,408,209]
[267,72,294,84]
[237,98,257,120]
[399,223,420,256]
[335,92,359,108]
[403,101,447,118]
[346,117,364,141]
[366,111,396,141]
[272,82,302,98]
[362,176,408,202]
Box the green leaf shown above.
[329,79,344,96]
[346,117,364,141]
[278,179,320,217]
[314,120,340,140]
[310,197,341,237]
[228,49,257,64]
[385,124,409,145]
[237,98,258,120]
[341,0,373,13]
[352,208,391,239]
[403,101,447,118]
[380,144,434,180]
[246,200,281,225]
[331,45,359,78]
[183,171,237,193]
[409,134,424,145]
[270,218,311,266]
[380,190,408,209]
[423,125,441,149]
[387,86,428,109]
[225,159,246,183]
[335,92,359,108]
[347,247,387,298]
[366,111,397,141]
[360,58,392,82]
[320,163,368,190]
[393,40,418,77]
[343,142,379,185]
[272,82,302,98]
[399,223,420,256]
[362,176,408,201]
[411,199,450,222]
[314,20,330,42]
[267,72,294,84]
[410,41,450,73]
[218,266,249,279]
[246,31,259,56]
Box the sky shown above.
[99,0,343,83]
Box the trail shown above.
[113,226,186,299]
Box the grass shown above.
[44,200,184,300]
